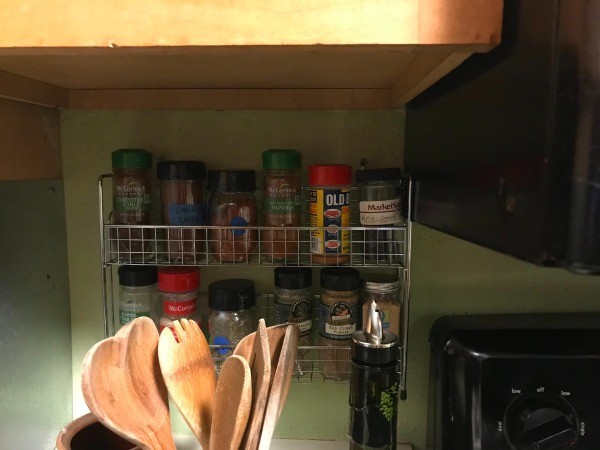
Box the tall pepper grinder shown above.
[349,298,399,449]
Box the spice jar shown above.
[309,165,352,265]
[208,279,258,358]
[208,170,258,263]
[111,149,153,260]
[158,267,200,333]
[262,149,302,262]
[319,267,360,380]
[117,265,159,329]
[361,274,402,338]
[157,161,207,262]
[274,267,313,373]
[356,168,403,264]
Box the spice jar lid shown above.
[158,267,200,292]
[320,267,361,291]
[355,167,402,183]
[112,149,152,169]
[308,165,352,186]
[157,161,207,180]
[274,267,312,289]
[118,265,158,287]
[207,170,256,193]
[209,279,256,311]
[262,149,301,170]
[363,274,402,293]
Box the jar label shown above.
[274,297,313,336]
[309,188,351,255]
[264,183,301,220]
[359,198,402,226]
[168,203,207,225]
[119,309,149,325]
[163,297,197,317]
[113,181,151,215]
[319,300,357,339]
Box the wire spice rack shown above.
[98,174,412,397]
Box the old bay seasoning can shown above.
[309,164,352,264]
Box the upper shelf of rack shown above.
[0,0,503,110]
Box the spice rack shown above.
[98,174,412,397]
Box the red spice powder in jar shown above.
[262,149,302,263]
[158,266,200,334]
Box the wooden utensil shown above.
[233,323,289,370]
[81,317,175,450]
[158,318,216,450]
[209,355,252,450]
[240,318,271,450]
[258,324,299,450]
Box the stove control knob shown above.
[505,397,578,450]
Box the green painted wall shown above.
[0,180,72,450]
[60,110,600,450]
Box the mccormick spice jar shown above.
[157,161,207,262]
[117,265,159,329]
[356,168,403,264]
[208,170,258,263]
[262,149,302,263]
[158,267,200,333]
[208,279,258,359]
[319,267,361,380]
[111,149,153,260]
[309,164,352,265]
[274,267,313,373]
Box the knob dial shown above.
[504,395,579,450]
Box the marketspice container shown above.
[157,161,207,262]
[262,149,302,262]
[111,149,153,259]
[309,164,352,265]
[158,266,200,333]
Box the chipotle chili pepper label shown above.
[319,300,357,339]
[113,181,151,214]
[168,203,207,225]
[162,297,197,317]
[309,188,350,255]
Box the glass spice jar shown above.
[208,170,258,263]
[309,164,352,265]
[208,279,258,359]
[157,161,207,262]
[117,265,160,329]
[158,266,201,334]
[361,274,402,338]
[274,267,313,374]
[262,149,302,263]
[319,267,361,380]
[356,168,403,264]
[111,149,153,260]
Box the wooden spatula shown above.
[81,317,175,450]
[240,318,271,450]
[233,323,289,370]
[158,319,216,450]
[209,355,252,450]
[258,324,300,450]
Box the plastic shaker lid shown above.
[208,279,256,311]
[355,167,402,183]
[157,161,207,180]
[274,267,312,289]
[158,267,200,292]
[308,165,352,186]
[118,265,158,287]
[207,170,256,193]
[262,149,302,170]
[112,149,152,169]
[320,267,361,291]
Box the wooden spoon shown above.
[81,317,175,450]
[240,318,271,450]
[158,319,216,450]
[209,355,252,450]
[258,324,299,450]
[233,323,289,371]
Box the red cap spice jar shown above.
[308,164,352,265]
[262,149,302,263]
[158,266,200,332]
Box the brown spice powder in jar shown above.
[208,170,258,263]
[262,149,302,263]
